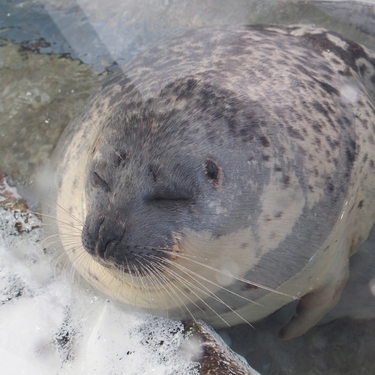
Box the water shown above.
[1,1,375,374]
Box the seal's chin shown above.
[81,238,184,291]
[90,249,173,278]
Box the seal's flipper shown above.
[279,271,349,340]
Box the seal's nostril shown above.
[82,217,105,255]
[102,239,119,259]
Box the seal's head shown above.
[81,75,270,280]
[46,25,375,339]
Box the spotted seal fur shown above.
[44,25,375,340]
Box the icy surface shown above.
[0,208,199,375]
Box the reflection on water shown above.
[1,1,375,374]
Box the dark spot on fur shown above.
[275,166,282,172]
[240,243,249,249]
[260,136,270,147]
[326,136,339,149]
[327,182,334,193]
[282,175,290,188]
[149,167,157,182]
[294,63,310,76]
[243,283,259,291]
[358,64,367,77]
[274,211,283,218]
[358,200,364,209]
[346,139,356,165]
[263,155,270,161]
[312,122,323,133]
[308,185,314,192]
[287,126,304,140]
[370,160,374,168]
[313,101,329,118]
[312,77,339,96]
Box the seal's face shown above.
[81,77,269,278]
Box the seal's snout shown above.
[94,216,125,259]
[82,211,175,273]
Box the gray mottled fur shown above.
[46,25,375,339]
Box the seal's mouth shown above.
[91,244,175,277]
[81,212,181,276]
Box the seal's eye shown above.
[205,159,222,187]
[91,172,111,192]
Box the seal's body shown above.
[44,25,375,339]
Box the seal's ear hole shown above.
[205,159,222,186]
[91,172,111,193]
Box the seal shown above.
[43,25,375,340]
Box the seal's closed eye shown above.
[148,194,191,203]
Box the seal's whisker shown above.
[41,233,81,247]
[37,222,81,233]
[133,259,155,312]
[144,257,209,315]
[41,233,61,246]
[45,238,82,253]
[30,199,81,223]
[146,255,235,327]
[67,246,86,278]
[55,243,84,269]
[54,248,77,282]
[142,260,187,318]
[123,257,135,297]
[52,201,85,226]
[50,250,69,271]
[34,211,83,232]
[148,255,257,327]
[136,260,170,318]
[141,256,203,313]
[153,248,296,300]
[142,264,171,320]
[141,258,200,321]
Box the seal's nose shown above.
[95,217,126,260]
[88,211,171,272]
